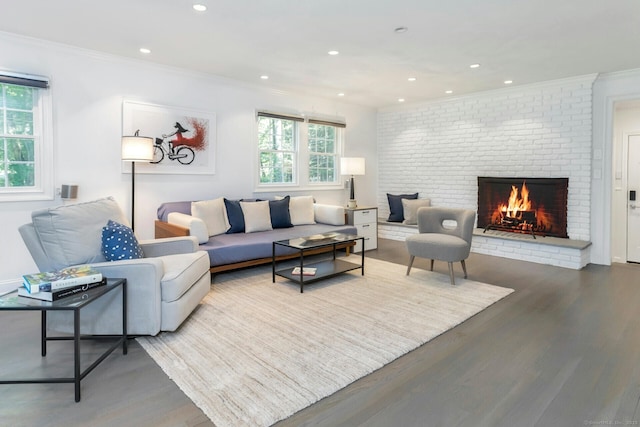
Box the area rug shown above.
[137,258,514,427]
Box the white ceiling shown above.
[2,0,640,108]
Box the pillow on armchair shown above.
[101,220,144,260]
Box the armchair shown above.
[19,197,210,336]
[405,207,476,285]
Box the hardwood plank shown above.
[1,238,639,427]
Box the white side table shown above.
[346,206,378,252]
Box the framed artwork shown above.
[122,100,216,174]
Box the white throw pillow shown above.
[240,200,273,233]
[402,198,431,225]
[191,198,230,236]
[282,195,316,225]
[314,204,345,225]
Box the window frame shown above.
[0,72,53,202]
[255,111,345,193]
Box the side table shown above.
[346,206,378,252]
[0,278,127,402]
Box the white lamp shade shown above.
[122,135,154,162]
[341,157,365,176]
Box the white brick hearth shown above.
[379,221,591,270]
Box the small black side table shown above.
[0,278,127,402]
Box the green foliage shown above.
[0,83,37,189]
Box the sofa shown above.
[19,197,211,336]
[154,195,359,273]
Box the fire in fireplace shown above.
[477,177,569,238]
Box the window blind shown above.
[257,111,304,122]
[308,118,346,128]
[0,72,49,89]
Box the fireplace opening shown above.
[477,177,568,238]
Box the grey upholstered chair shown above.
[19,197,211,336]
[405,207,476,285]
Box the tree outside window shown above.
[258,116,296,184]
[308,124,336,183]
[0,83,36,188]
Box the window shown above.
[257,112,345,189]
[0,72,52,202]
[257,113,301,185]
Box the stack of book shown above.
[18,265,105,302]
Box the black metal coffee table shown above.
[272,232,365,293]
[0,278,127,402]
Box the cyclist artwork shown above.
[151,119,207,165]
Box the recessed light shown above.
[394,27,408,33]
[398,98,405,103]
[504,80,513,84]
[260,75,269,80]
[328,50,339,56]
[337,93,345,97]
[193,4,207,12]
[470,63,480,69]
[445,90,453,94]
[408,77,417,82]
[139,48,151,54]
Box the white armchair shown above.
[19,197,210,336]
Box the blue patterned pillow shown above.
[101,220,144,261]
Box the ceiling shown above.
[2,0,640,108]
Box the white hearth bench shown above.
[378,219,591,270]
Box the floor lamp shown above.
[122,130,154,231]
[341,157,366,208]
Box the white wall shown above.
[377,76,595,246]
[594,71,640,264]
[592,69,640,265]
[0,32,377,284]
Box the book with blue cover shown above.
[22,265,102,294]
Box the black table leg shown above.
[122,280,128,355]
[41,311,46,357]
[74,308,81,402]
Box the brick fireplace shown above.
[477,177,569,238]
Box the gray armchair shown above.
[19,197,210,336]
[405,207,476,285]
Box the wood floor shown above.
[1,238,640,427]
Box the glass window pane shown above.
[5,84,33,110]
[7,110,34,135]
[8,163,35,187]
[7,138,34,161]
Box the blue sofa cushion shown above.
[269,196,293,229]
[224,198,245,233]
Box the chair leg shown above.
[406,255,415,275]
[461,259,468,278]
[430,259,434,271]
[448,262,456,285]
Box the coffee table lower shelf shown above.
[274,258,362,286]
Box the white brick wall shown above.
[377,77,594,257]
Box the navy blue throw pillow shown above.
[269,196,293,229]
[387,193,419,222]
[224,198,245,233]
[101,220,144,261]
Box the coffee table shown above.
[0,278,127,402]
[272,232,365,293]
